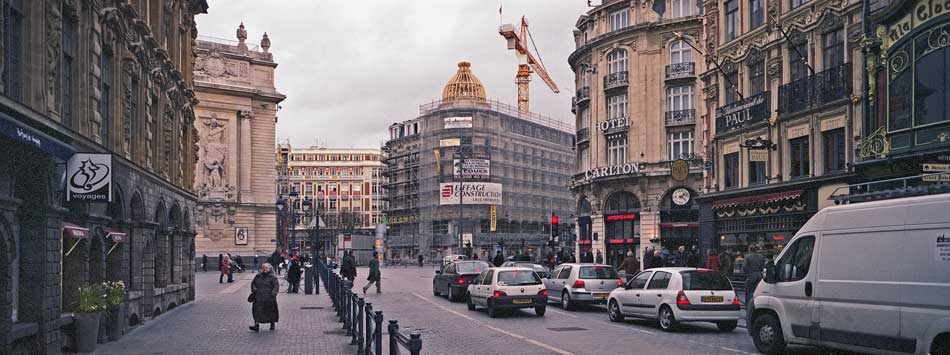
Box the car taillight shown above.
[676,290,691,305]
[493,290,507,298]
[733,295,741,305]
[616,279,623,287]
[537,289,548,296]
[572,280,585,288]
[457,277,466,285]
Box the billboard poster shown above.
[439,182,502,205]
[444,116,473,129]
[66,153,112,202]
[453,155,491,180]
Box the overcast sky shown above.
[195,1,589,149]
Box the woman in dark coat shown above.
[249,263,280,332]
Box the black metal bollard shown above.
[388,320,399,355]
[407,333,422,355]
[351,296,361,345]
[373,311,383,355]
[362,302,373,355]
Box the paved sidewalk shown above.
[93,272,356,355]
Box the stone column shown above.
[238,110,254,202]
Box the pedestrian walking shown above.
[248,263,280,332]
[268,250,282,275]
[287,255,302,293]
[706,248,720,271]
[719,249,735,274]
[743,247,766,304]
[595,250,603,264]
[618,251,640,278]
[363,252,381,294]
[492,252,505,267]
[642,247,653,269]
[341,250,357,282]
[220,254,232,283]
[650,249,664,268]
[417,254,424,267]
[202,254,208,272]
[687,245,701,267]
[581,251,593,263]
[671,246,688,267]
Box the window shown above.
[750,0,765,29]
[609,8,629,31]
[724,152,739,188]
[2,0,26,101]
[607,50,628,74]
[647,271,672,289]
[607,94,628,119]
[670,40,692,64]
[789,136,810,178]
[680,270,733,290]
[749,157,767,185]
[481,270,494,285]
[725,0,739,41]
[791,0,808,10]
[822,29,844,70]
[62,15,78,128]
[911,33,950,128]
[776,236,815,282]
[668,86,694,111]
[724,70,739,104]
[823,128,846,173]
[669,0,694,18]
[789,43,809,82]
[101,50,114,147]
[627,271,653,289]
[578,107,590,130]
[607,136,627,165]
[129,77,139,158]
[578,146,590,171]
[749,60,766,95]
[668,130,694,160]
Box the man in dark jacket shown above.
[363,252,381,294]
[287,256,302,293]
[595,250,604,264]
[649,249,665,268]
[202,254,208,272]
[341,251,357,282]
[249,263,280,332]
[642,247,654,269]
[743,248,767,304]
[268,251,282,276]
[686,245,701,267]
[618,251,640,278]
[492,253,505,267]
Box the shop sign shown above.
[444,116,473,129]
[671,159,689,182]
[583,163,642,180]
[715,92,771,134]
[66,153,113,202]
[387,215,419,224]
[489,205,497,232]
[453,154,491,180]
[598,117,630,132]
[605,213,638,221]
[0,111,75,159]
[440,138,461,147]
[750,150,769,162]
[884,0,950,48]
[439,182,503,205]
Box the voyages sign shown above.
[66,153,113,202]
[715,92,771,134]
[439,182,503,205]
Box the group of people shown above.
[339,250,382,294]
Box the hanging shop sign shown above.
[598,117,631,132]
[605,213,638,221]
[715,92,771,134]
[583,163,642,180]
[750,150,769,162]
[883,0,950,48]
[387,215,419,224]
[444,116,473,129]
[453,154,491,180]
[66,153,113,202]
[671,159,690,182]
[439,182,503,205]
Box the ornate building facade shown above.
[695,0,863,268]
[568,0,709,267]
[0,0,207,353]
[193,24,285,258]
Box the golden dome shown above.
[442,61,486,101]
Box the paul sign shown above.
[66,153,112,202]
[715,92,771,134]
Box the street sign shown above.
[923,163,950,172]
[489,205,497,232]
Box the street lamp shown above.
[300,196,312,254]
[276,197,286,253]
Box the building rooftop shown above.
[442,61,486,101]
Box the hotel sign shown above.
[583,163,642,181]
[598,117,630,132]
[716,92,771,135]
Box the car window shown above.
[627,271,653,289]
[473,271,486,285]
[777,236,815,282]
[442,264,455,275]
[456,262,488,274]
[646,271,672,289]
[557,266,572,279]
[497,270,542,286]
[680,270,733,290]
[579,266,619,279]
[481,270,494,285]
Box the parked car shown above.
[433,260,490,301]
[544,263,623,310]
[500,262,551,279]
[607,267,740,332]
[466,267,547,318]
[749,193,950,355]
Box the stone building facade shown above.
[384,62,575,260]
[0,0,207,353]
[193,24,285,258]
[568,0,708,267]
[695,0,863,269]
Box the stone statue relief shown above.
[196,113,230,198]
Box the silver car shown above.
[544,263,623,310]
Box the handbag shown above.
[247,292,255,303]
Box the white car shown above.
[606,267,740,332]
[466,267,548,318]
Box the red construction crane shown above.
[499,16,560,115]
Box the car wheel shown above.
[487,300,498,318]
[717,320,738,332]
[535,306,546,317]
[561,291,574,311]
[752,314,787,355]
[447,286,455,302]
[932,336,950,355]
[607,300,624,322]
[466,293,476,311]
[658,305,678,332]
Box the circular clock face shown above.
[672,188,691,206]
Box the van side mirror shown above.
[763,261,776,284]
[435,270,441,275]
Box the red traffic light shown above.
[551,215,559,224]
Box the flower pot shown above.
[107,305,126,341]
[74,312,101,353]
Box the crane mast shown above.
[499,16,559,115]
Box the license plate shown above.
[701,295,724,303]
[512,298,533,304]
[593,293,609,299]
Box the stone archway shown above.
[129,192,145,291]
[106,186,126,283]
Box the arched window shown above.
[607,50,627,74]
[884,23,950,144]
[670,40,692,64]
[604,191,640,214]
[603,192,641,266]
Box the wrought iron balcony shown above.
[576,127,590,143]
[603,71,629,91]
[778,62,852,116]
[665,62,696,80]
[665,109,696,127]
[576,87,591,105]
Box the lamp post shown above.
[276,196,286,254]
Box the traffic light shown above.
[551,213,559,239]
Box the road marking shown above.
[412,293,576,355]
[720,346,757,355]
[546,309,579,318]
[607,322,657,335]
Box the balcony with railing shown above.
[665,62,696,81]
[665,109,696,127]
[778,62,852,116]
[576,87,591,105]
[576,127,590,144]
[603,71,629,91]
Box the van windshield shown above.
[680,270,733,291]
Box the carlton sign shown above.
[583,163,642,181]
[439,182,503,205]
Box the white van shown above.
[748,193,950,355]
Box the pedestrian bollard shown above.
[407,333,422,355]
[304,265,314,294]
[361,302,372,355]
[352,296,362,346]
[340,285,350,325]
[373,311,383,355]
[388,320,399,355]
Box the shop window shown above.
[609,8,629,31]
[724,153,739,188]
[789,136,810,178]
[749,159,767,185]
[2,0,25,101]
[822,29,844,70]
[789,43,809,82]
[749,60,766,95]
[749,0,764,29]
[668,130,694,161]
[724,69,739,104]
[913,33,950,127]
[725,0,739,41]
[607,136,627,165]
[776,236,815,282]
[823,128,846,173]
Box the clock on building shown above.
[672,188,691,206]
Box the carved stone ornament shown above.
[47,0,63,113]
[195,114,229,198]
[194,203,236,241]
[746,47,765,65]
[238,110,254,120]
[194,51,239,79]
[767,57,783,78]
[820,13,842,32]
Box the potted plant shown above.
[74,284,106,353]
[102,281,126,341]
